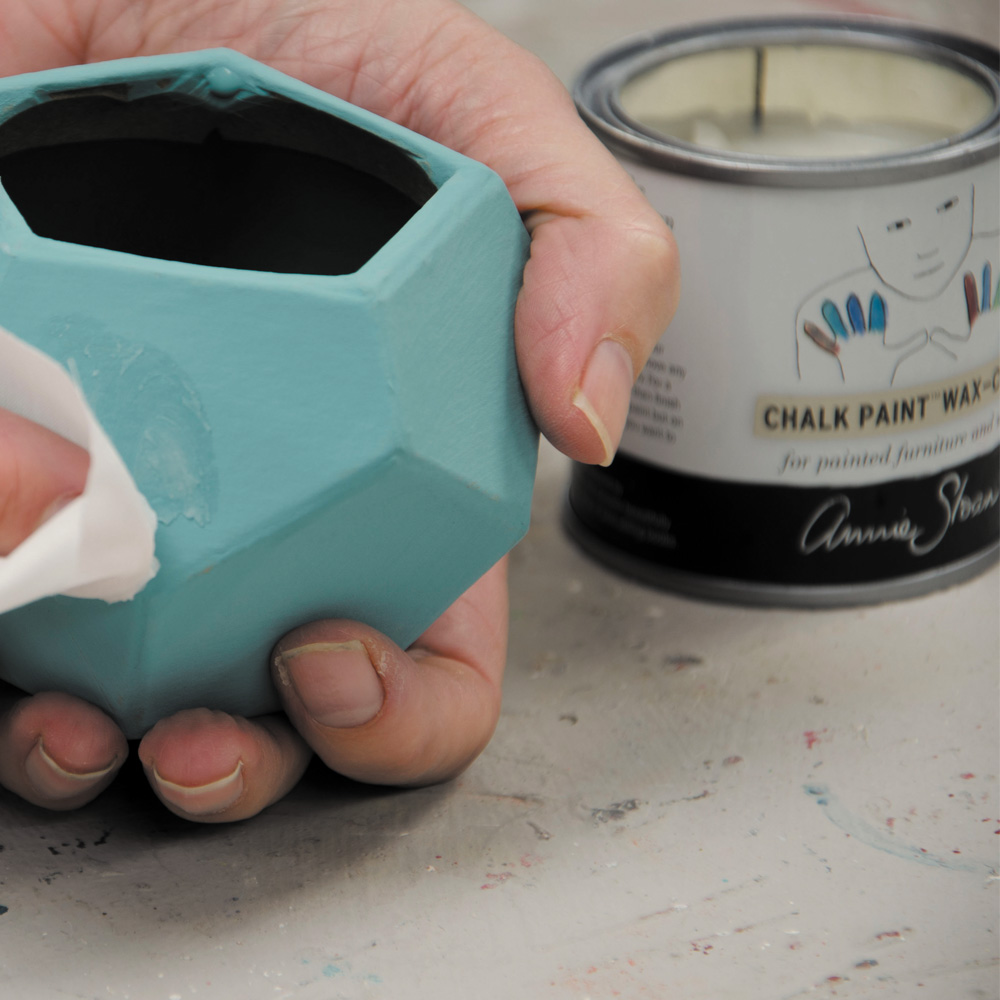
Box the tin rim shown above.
[575,17,1000,187]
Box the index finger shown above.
[0,407,89,556]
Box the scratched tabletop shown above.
[2,2,999,999]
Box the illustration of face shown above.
[858,183,974,299]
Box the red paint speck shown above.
[480,872,514,890]
[723,755,744,766]
[804,730,826,749]
[828,976,844,982]
[960,773,976,780]
[876,931,902,941]
[855,960,879,969]
[886,817,895,829]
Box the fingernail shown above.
[151,760,245,817]
[274,640,383,729]
[25,739,118,800]
[573,338,635,466]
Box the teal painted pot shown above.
[0,50,537,737]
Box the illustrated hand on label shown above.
[931,261,1000,364]
[803,290,924,386]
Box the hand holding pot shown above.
[0,0,678,821]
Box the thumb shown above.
[0,407,90,556]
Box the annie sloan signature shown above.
[800,472,998,557]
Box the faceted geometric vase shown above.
[0,50,537,737]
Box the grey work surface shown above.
[2,440,997,1000]
[2,1,999,998]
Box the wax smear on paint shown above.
[33,317,217,527]
[804,785,987,874]
[0,325,158,611]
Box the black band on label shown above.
[567,446,999,586]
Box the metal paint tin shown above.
[566,18,1000,606]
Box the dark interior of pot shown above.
[0,89,437,274]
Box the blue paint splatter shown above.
[804,785,986,873]
[322,964,343,978]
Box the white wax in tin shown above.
[621,42,995,160]
[686,111,951,158]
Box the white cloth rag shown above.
[0,325,158,613]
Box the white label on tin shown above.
[619,160,1000,486]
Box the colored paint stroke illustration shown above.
[804,292,887,356]
[964,261,999,326]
